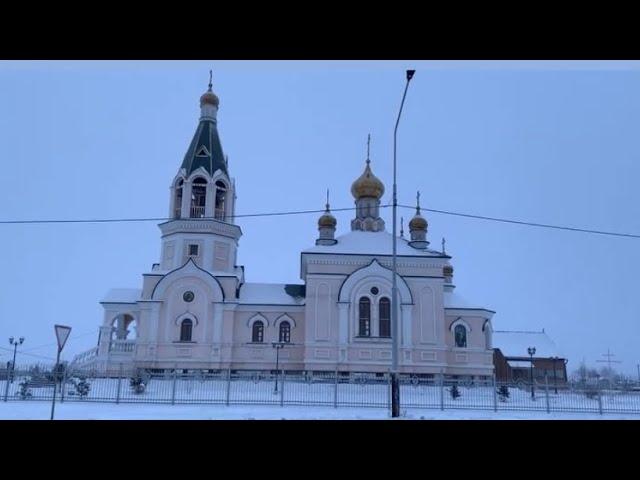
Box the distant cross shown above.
[208,69,213,90]
[442,237,446,254]
[325,188,330,211]
[596,348,622,373]
[416,191,421,214]
[400,217,404,238]
[366,134,371,165]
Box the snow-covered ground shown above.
[0,401,638,420]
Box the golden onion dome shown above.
[318,212,337,228]
[409,214,427,231]
[350,161,385,199]
[200,89,219,107]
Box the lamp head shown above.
[19,337,24,344]
[406,69,415,81]
[9,337,14,345]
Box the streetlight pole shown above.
[527,347,536,399]
[272,342,285,394]
[391,69,415,419]
[8,337,24,384]
[552,356,558,394]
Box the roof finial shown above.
[400,217,405,238]
[442,237,446,254]
[208,69,213,91]
[366,133,371,165]
[325,188,330,211]
[416,191,421,214]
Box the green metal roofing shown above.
[181,118,227,177]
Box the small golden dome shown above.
[409,214,427,231]
[200,90,219,107]
[350,161,385,199]
[318,212,337,228]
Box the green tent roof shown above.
[181,118,227,177]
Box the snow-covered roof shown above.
[493,330,562,358]
[238,283,305,306]
[443,290,493,311]
[507,360,533,369]
[101,288,142,304]
[302,231,446,257]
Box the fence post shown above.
[544,374,550,414]
[225,368,231,406]
[597,388,603,415]
[280,371,285,407]
[439,370,444,411]
[333,369,338,409]
[387,371,392,411]
[3,371,9,402]
[492,374,498,412]
[171,364,177,405]
[60,366,68,403]
[116,363,123,404]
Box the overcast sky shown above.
[1,60,639,376]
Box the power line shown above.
[20,331,96,353]
[0,346,55,361]
[0,206,370,225]
[0,203,639,240]
[397,204,640,240]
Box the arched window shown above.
[215,180,227,220]
[190,177,207,218]
[358,297,371,337]
[379,297,391,338]
[174,179,184,219]
[279,321,291,343]
[180,319,193,342]
[454,324,467,348]
[252,321,264,343]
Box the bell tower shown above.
[157,74,242,276]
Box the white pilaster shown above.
[401,304,412,348]
[182,180,192,218]
[338,302,349,344]
[212,302,224,343]
[205,182,214,218]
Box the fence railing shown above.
[2,366,640,415]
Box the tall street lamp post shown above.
[272,342,285,394]
[8,337,24,384]
[391,68,415,419]
[527,347,536,399]
[50,325,72,421]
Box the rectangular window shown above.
[188,244,199,256]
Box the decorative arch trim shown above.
[449,317,471,333]
[186,167,212,183]
[175,312,199,327]
[108,312,139,327]
[482,319,492,332]
[151,258,225,301]
[338,259,413,304]
[247,313,269,328]
[274,313,296,329]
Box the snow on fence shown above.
[2,365,640,415]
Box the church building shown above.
[71,80,497,379]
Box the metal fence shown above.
[2,365,640,415]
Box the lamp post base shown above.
[391,373,400,418]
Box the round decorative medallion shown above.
[183,291,195,303]
[370,287,379,295]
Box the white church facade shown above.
[72,80,496,379]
